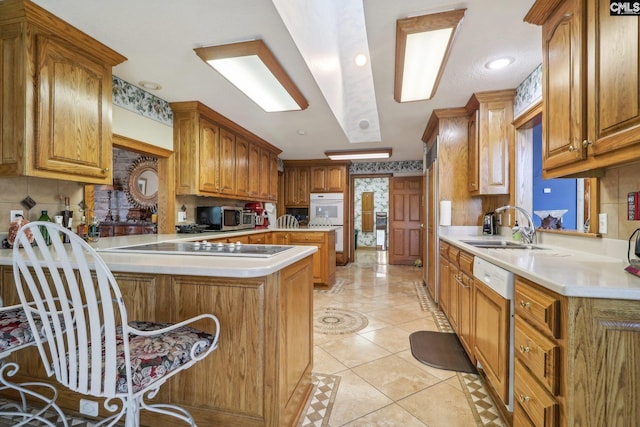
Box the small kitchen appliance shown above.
[624,227,640,277]
[196,206,255,231]
[482,212,498,235]
[245,202,267,228]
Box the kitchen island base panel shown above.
[0,256,314,427]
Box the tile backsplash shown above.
[0,177,84,233]
[599,161,640,241]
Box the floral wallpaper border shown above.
[349,160,423,175]
[514,63,542,118]
[112,76,173,126]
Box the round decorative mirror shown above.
[125,156,158,212]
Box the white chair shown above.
[308,216,332,227]
[12,222,221,427]
[275,214,300,229]
[0,303,68,426]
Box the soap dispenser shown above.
[512,220,522,241]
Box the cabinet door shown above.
[458,272,474,359]
[448,262,460,332]
[474,279,511,406]
[36,35,112,180]
[309,167,327,192]
[467,110,480,193]
[297,167,309,205]
[259,148,270,199]
[247,142,261,198]
[272,232,290,245]
[198,118,221,193]
[269,151,279,201]
[326,165,346,192]
[235,136,250,197]
[588,0,640,156]
[542,0,586,170]
[284,168,298,206]
[219,128,236,194]
[438,254,450,316]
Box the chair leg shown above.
[0,362,69,427]
[123,396,141,427]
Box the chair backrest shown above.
[308,216,332,227]
[275,214,299,229]
[12,221,132,399]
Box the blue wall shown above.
[532,123,577,229]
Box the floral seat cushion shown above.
[111,321,216,394]
[0,307,39,355]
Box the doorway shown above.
[351,174,390,264]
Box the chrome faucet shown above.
[495,205,536,245]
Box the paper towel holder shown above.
[440,200,452,226]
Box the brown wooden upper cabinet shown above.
[526,0,640,178]
[171,101,281,201]
[0,0,126,184]
[283,166,310,207]
[465,90,515,196]
[309,165,348,193]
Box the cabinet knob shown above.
[470,183,476,188]
[519,300,531,309]
[519,345,530,353]
[582,139,593,148]
[518,394,530,403]
[102,167,110,173]
[568,144,576,152]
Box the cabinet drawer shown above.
[515,316,560,395]
[248,233,268,244]
[458,251,473,276]
[515,277,562,338]
[289,233,324,243]
[448,246,460,266]
[515,358,559,427]
[439,241,450,259]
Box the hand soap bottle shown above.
[512,220,522,241]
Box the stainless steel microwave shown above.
[196,206,255,231]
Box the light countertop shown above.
[0,231,317,278]
[440,233,640,300]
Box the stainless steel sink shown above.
[460,240,543,249]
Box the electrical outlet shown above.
[599,212,608,234]
[10,210,24,221]
[79,399,99,417]
[177,211,187,223]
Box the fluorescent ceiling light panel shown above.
[325,148,392,160]
[395,9,466,102]
[272,0,381,143]
[194,40,308,112]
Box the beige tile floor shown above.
[314,249,503,426]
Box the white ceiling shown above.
[32,0,541,161]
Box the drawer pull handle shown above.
[519,394,530,403]
[519,300,531,309]
[519,345,530,353]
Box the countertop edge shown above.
[440,235,640,300]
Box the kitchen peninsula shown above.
[0,231,318,427]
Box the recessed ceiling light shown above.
[138,81,162,90]
[354,53,367,67]
[485,57,514,70]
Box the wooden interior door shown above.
[361,191,374,232]
[389,176,423,265]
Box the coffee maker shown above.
[483,212,498,235]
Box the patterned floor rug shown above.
[314,306,369,335]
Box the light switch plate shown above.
[598,213,608,234]
[177,211,187,223]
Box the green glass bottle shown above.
[38,210,52,245]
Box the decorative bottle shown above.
[76,215,87,240]
[88,216,100,242]
[38,210,52,245]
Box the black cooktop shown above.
[99,241,294,258]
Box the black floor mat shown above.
[409,331,477,374]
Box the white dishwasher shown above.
[473,256,514,412]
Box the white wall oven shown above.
[309,193,344,253]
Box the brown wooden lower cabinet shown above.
[0,256,314,427]
[99,222,156,237]
[271,231,336,286]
